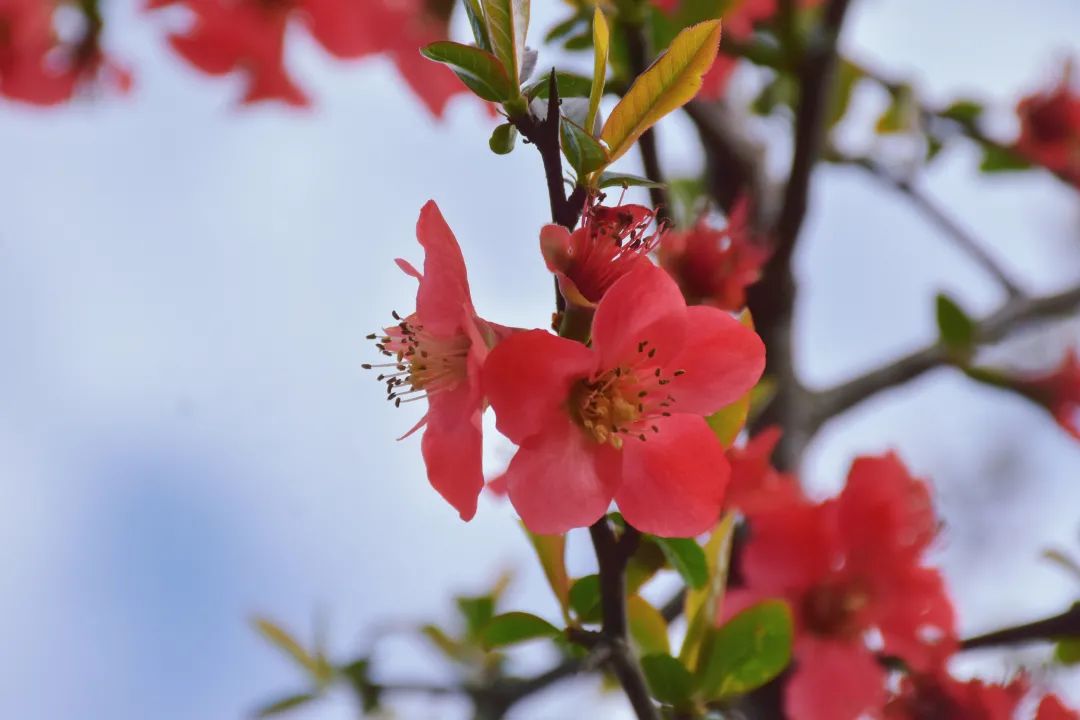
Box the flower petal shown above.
[665,305,765,415]
[616,414,728,537]
[415,200,473,335]
[591,263,687,369]
[785,637,886,720]
[422,385,484,521]
[483,330,597,444]
[742,499,835,596]
[505,418,621,534]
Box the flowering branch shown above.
[836,152,1025,298]
[960,602,1080,651]
[808,282,1080,427]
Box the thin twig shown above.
[808,282,1080,427]
[960,603,1080,651]
[839,153,1024,298]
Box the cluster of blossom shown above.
[725,430,1079,720]
[0,0,129,104]
[367,198,768,537]
[1016,62,1080,187]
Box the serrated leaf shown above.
[561,118,609,176]
[489,122,518,154]
[421,41,514,102]
[1055,637,1080,665]
[597,171,666,189]
[525,528,572,618]
[641,653,695,707]
[463,0,492,52]
[256,693,317,717]
[601,20,722,164]
[680,513,735,668]
[481,612,561,648]
[694,600,794,700]
[569,574,602,623]
[587,6,609,136]
[523,72,593,99]
[980,144,1032,173]
[936,293,976,357]
[653,536,708,590]
[628,595,671,655]
[482,0,529,95]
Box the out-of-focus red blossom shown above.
[1010,349,1080,441]
[367,201,511,522]
[0,0,128,104]
[483,263,765,537]
[1016,64,1080,186]
[149,0,465,113]
[1038,695,1080,720]
[725,426,802,514]
[540,200,661,308]
[728,453,955,720]
[885,671,1027,720]
[658,198,770,310]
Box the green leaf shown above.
[601,20,722,165]
[828,59,863,128]
[545,12,585,43]
[876,83,917,134]
[586,6,609,135]
[641,653,695,707]
[481,612,561,648]
[462,0,492,52]
[525,528,572,617]
[420,624,467,661]
[339,659,381,712]
[482,0,530,88]
[936,293,976,357]
[561,118,609,176]
[523,72,593,99]
[569,574,602,623]
[653,537,708,590]
[1055,637,1080,665]
[706,395,750,448]
[751,73,798,116]
[680,513,735,668]
[694,600,794,700]
[628,596,671,655]
[256,693,317,717]
[626,538,668,593]
[941,99,984,126]
[253,617,330,683]
[979,144,1032,173]
[456,594,497,638]
[489,122,518,154]
[597,171,665,189]
[421,41,514,102]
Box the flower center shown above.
[570,340,682,449]
[364,312,470,406]
[801,581,869,639]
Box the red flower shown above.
[540,201,661,309]
[1016,65,1080,186]
[885,672,1027,720]
[366,201,508,521]
[1039,695,1080,720]
[483,263,765,536]
[730,453,955,720]
[658,198,770,310]
[725,426,802,514]
[0,0,72,104]
[1012,349,1080,441]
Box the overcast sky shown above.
[1,1,1079,718]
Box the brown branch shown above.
[684,100,769,215]
[960,603,1080,651]
[808,283,1080,427]
[838,153,1024,298]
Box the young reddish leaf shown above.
[481,0,530,89]
[641,653,695,707]
[694,599,794,700]
[421,41,514,102]
[524,527,572,619]
[481,612,561,648]
[601,20,722,164]
[628,595,671,655]
[586,6,609,135]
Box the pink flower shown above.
[885,672,1027,720]
[730,454,955,720]
[725,426,802,514]
[658,198,770,310]
[483,263,765,536]
[1012,349,1080,441]
[366,201,508,521]
[540,201,661,309]
[1038,695,1080,720]
[1016,64,1080,186]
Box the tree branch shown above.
[838,153,1024,298]
[808,283,1080,427]
[960,603,1080,651]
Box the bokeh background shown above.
[2,0,1079,717]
